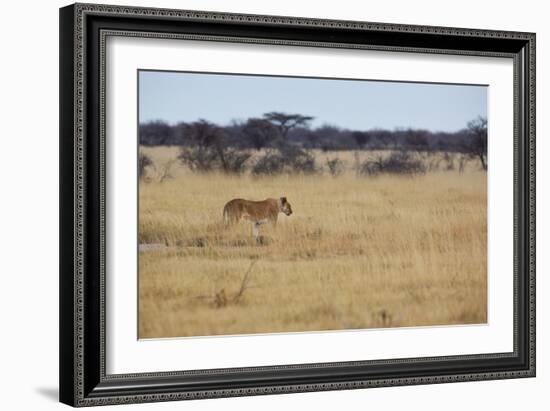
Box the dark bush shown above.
[220,149,252,174]
[278,144,317,174]
[179,146,251,174]
[252,144,317,175]
[326,157,345,177]
[178,146,219,172]
[138,152,153,179]
[251,152,286,175]
[359,152,426,176]
[178,120,251,174]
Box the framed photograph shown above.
[59,3,535,407]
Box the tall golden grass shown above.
[139,147,487,338]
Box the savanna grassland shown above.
[139,147,487,338]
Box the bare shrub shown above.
[458,154,468,174]
[251,151,285,175]
[281,145,317,174]
[221,149,252,174]
[461,116,488,170]
[178,146,219,172]
[180,147,251,174]
[252,144,317,175]
[426,155,443,172]
[353,151,361,176]
[178,120,251,174]
[359,152,426,176]
[326,157,344,177]
[158,159,176,183]
[139,152,153,179]
[443,152,455,171]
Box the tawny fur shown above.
[223,198,292,238]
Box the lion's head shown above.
[280,197,293,216]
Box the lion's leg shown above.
[252,222,261,239]
[252,219,269,241]
[270,215,278,228]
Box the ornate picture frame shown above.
[59,3,535,406]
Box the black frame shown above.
[60,3,536,407]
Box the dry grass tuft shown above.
[194,259,258,308]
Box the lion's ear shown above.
[280,197,287,204]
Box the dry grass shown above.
[139,147,487,338]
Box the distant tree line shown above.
[140,113,486,153]
[139,112,487,176]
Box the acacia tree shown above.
[262,112,314,140]
[463,116,488,170]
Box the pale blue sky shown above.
[138,70,487,132]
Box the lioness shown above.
[223,197,293,239]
